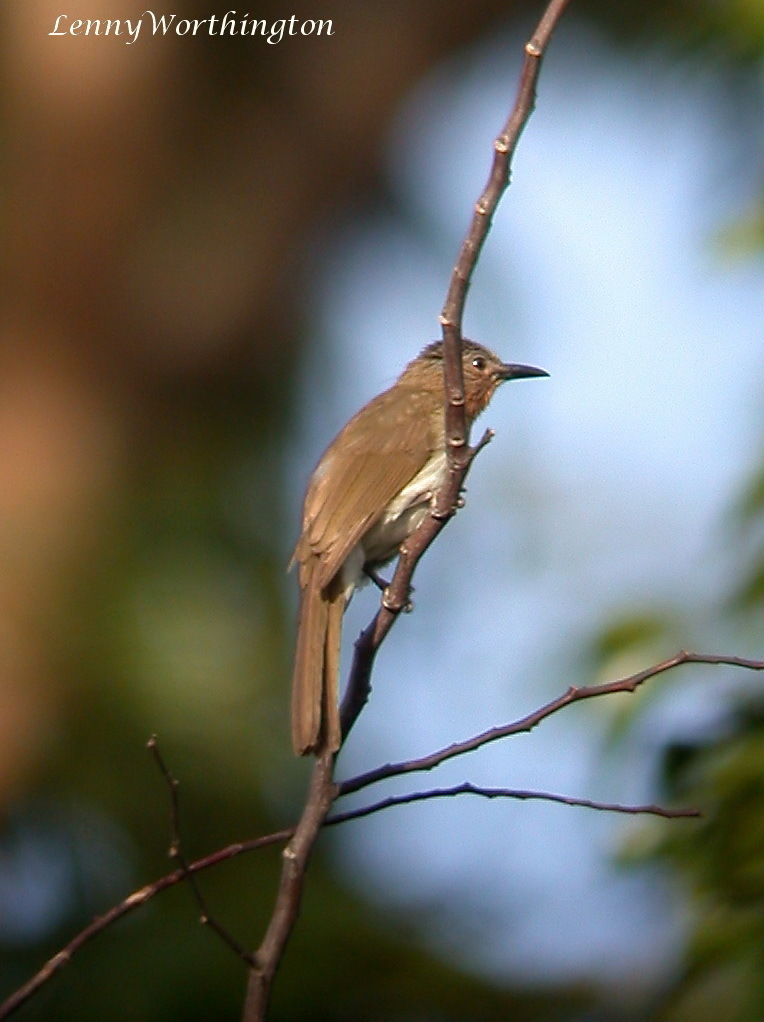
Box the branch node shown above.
[381,586,409,613]
[470,428,495,458]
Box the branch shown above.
[5,649,756,1020]
[338,651,764,798]
[241,751,336,1022]
[148,736,256,965]
[243,7,572,1019]
[340,0,571,749]
[438,0,572,493]
[327,783,701,824]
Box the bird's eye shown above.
[471,355,486,371]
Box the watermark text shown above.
[48,12,335,45]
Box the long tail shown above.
[291,563,344,755]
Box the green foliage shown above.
[653,702,764,1022]
[604,422,764,1021]
[716,198,764,261]
[591,612,675,665]
[727,458,764,612]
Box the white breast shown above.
[361,449,448,568]
[383,449,448,521]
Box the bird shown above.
[290,339,548,755]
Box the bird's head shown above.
[402,339,548,419]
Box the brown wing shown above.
[294,387,435,589]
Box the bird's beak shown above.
[497,362,549,381]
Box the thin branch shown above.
[327,782,701,824]
[4,648,757,1019]
[0,824,295,1022]
[148,736,256,966]
[339,0,571,750]
[438,0,572,493]
[338,651,764,798]
[0,757,338,1022]
[241,751,336,1022]
[0,773,690,1021]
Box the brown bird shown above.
[290,339,547,755]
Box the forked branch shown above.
[4,650,761,1020]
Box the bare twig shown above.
[148,736,256,965]
[241,751,336,1022]
[0,824,295,1022]
[339,0,571,750]
[5,649,756,1019]
[328,783,701,824]
[338,651,764,798]
[438,0,572,490]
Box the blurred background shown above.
[1,1,763,1020]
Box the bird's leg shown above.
[364,566,390,592]
[368,566,415,614]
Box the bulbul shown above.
[290,339,547,755]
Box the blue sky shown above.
[291,20,763,992]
